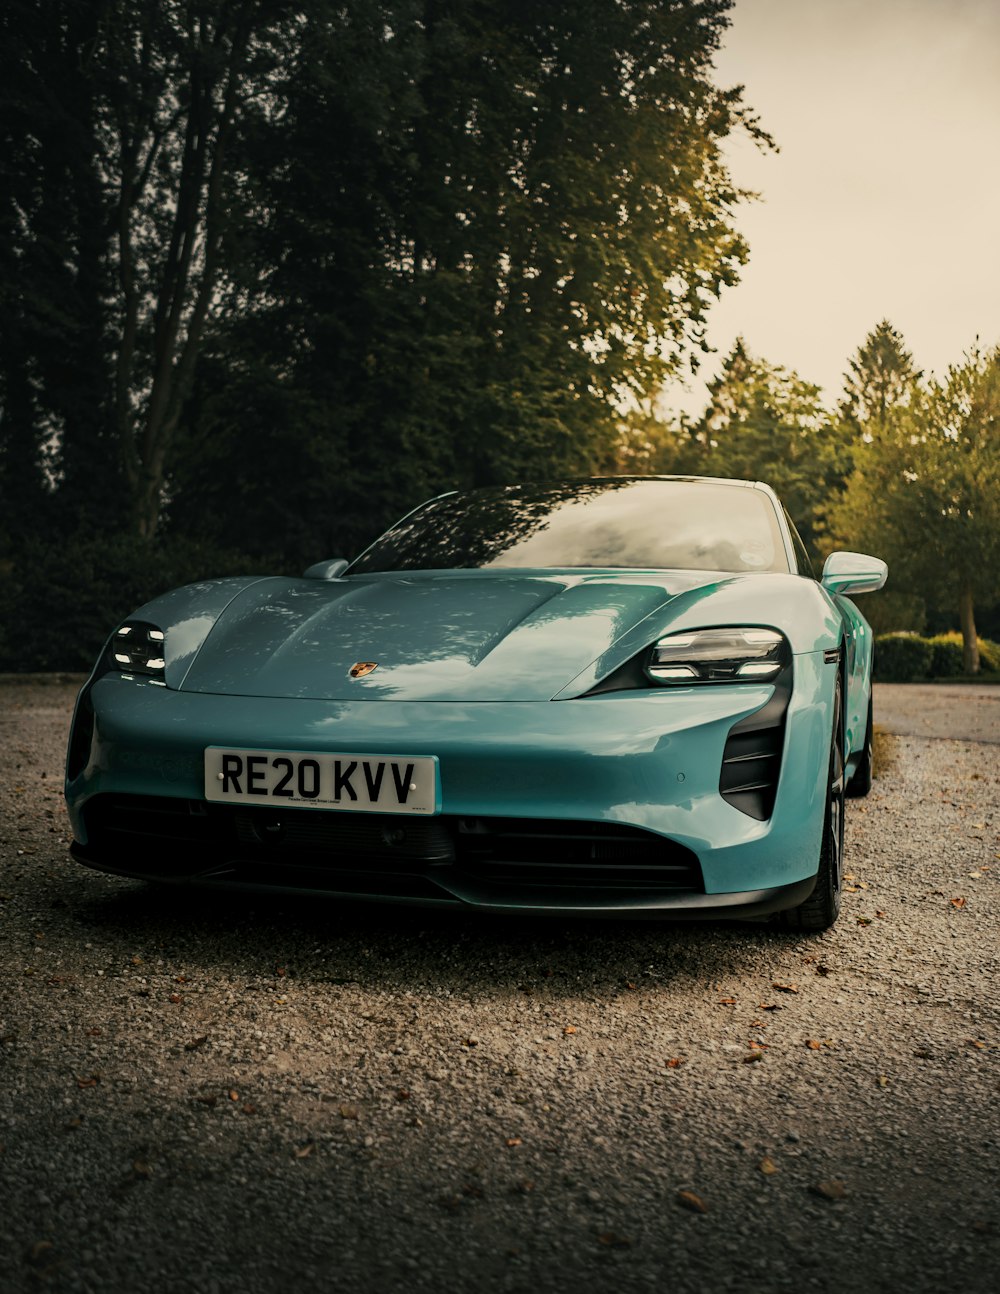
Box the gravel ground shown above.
[1,678,998,1294]
[874,682,1000,744]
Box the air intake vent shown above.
[719,667,791,820]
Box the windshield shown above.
[349,478,790,575]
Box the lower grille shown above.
[79,795,703,894]
[455,817,700,889]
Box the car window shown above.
[350,479,791,575]
[784,509,816,578]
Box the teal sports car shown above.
[65,477,887,930]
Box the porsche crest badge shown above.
[349,662,379,678]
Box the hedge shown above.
[876,633,934,682]
[875,631,1000,681]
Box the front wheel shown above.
[780,678,845,932]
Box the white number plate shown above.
[204,748,439,815]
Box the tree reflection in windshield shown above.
[349,478,789,575]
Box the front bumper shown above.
[65,654,833,915]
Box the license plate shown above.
[204,748,439,815]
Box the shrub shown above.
[925,630,1000,674]
[980,638,1000,672]
[875,632,933,682]
[927,635,965,678]
[0,533,291,673]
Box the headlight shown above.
[108,621,166,679]
[647,627,789,685]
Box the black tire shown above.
[846,694,874,798]
[780,677,845,932]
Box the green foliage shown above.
[662,339,852,558]
[829,344,1000,671]
[872,631,1000,682]
[928,631,1000,674]
[852,591,926,638]
[927,635,965,678]
[875,633,933,682]
[0,535,289,673]
[839,319,920,434]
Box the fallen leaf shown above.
[950,897,967,909]
[815,964,832,977]
[462,1037,479,1047]
[857,917,872,926]
[240,1103,258,1116]
[717,997,737,1006]
[676,1189,708,1214]
[743,1051,764,1063]
[294,1142,315,1158]
[597,1232,631,1248]
[396,1088,411,1100]
[877,1075,889,1088]
[772,983,799,994]
[184,1035,209,1051]
[505,1137,523,1148]
[229,1089,240,1102]
[758,1156,779,1175]
[757,1003,781,1011]
[875,911,887,919]
[75,1075,99,1089]
[810,1179,848,1201]
[806,1039,822,1050]
[666,1057,685,1069]
[967,1040,987,1050]
[168,993,183,1004]
[562,1025,577,1036]
[132,1159,152,1178]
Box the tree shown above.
[100,0,296,538]
[0,0,115,537]
[4,0,768,565]
[830,344,1000,672]
[673,339,851,557]
[171,0,771,558]
[840,318,920,434]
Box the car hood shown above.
[176,570,723,702]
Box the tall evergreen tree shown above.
[840,319,920,434]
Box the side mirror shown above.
[821,551,888,597]
[303,558,349,580]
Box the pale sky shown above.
[661,0,1000,416]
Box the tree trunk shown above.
[959,585,979,674]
